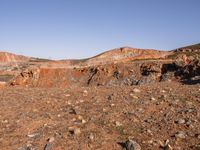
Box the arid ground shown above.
[0,44,200,150]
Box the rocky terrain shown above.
[0,44,200,150]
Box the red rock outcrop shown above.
[1,44,200,88]
[0,52,29,63]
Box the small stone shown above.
[74,128,81,135]
[81,119,87,124]
[48,137,55,143]
[133,88,141,93]
[18,146,27,150]
[159,139,172,150]
[44,143,53,150]
[18,144,34,150]
[79,99,84,103]
[65,94,71,97]
[33,109,38,112]
[175,131,186,139]
[148,140,153,144]
[83,90,88,96]
[115,121,122,127]
[151,97,156,101]
[125,139,141,150]
[2,120,8,124]
[27,133,40,138]
[103,108,107,112]
[68,127,81,136]
[68,108,77,114]
[175,119,185,124]
[110,103,115,107]
[107,95,112,100]
[89,133,94,141]
[186,120,192,126]
[72,118,76,122]
[147,129,152,134]
[77,115,83,120]
[130,93,139,99]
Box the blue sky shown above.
[0,0,200,59]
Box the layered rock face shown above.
[0,52,29,63]
[0,44,200,88]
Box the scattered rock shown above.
[175,131,186,139]
[186,120,192,126]
[130,93,139,99]
[68,127,81,136]
[125,139,141,150]
[88,133,94,141]
[68,108,77,115]
[107,95,112,100]
[175,118,185,124]
[2,119,8,124]
[81,119,87,124]
[65,94,71,97]
[161,90,166,93]
[18,144,34,150]
[115,121,122,127]
[159,139,172,150]
[27,133,40,139]
[48,137,55,143]
[76,115,87,124]
[44,143,53,150]
[44,137,55,150]
[83,90,88,96]
[133,88,141,93]
[110,103,115,107]
[151,97,156,101]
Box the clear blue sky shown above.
[0,0,200,59]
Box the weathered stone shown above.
[133,88,141,93]
[175,131,186,139]
[68,127,81,136]
[125,139,141,150]
[48,137,55,143]
[175,119,185,124]
[27,133,40,139]
[89,133,94,141]
[115,121,122,127]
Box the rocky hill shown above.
[0,44,200,150]
[0,44,200,88]
[0,52,29,63]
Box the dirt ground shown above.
[0,81,200,150]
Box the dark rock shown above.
[44,143,54,150]
[125,139,141,150]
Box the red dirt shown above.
[0,44,200,149]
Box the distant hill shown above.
[174,43,200,52]
[0,52,29,63]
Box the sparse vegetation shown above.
[0,74,14,82]
[132,58,161,62]
[167,51,200,60]
[29,58,51,62]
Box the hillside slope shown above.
[0,43,200,87]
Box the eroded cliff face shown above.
[1,45,200,88]
[6,60,186,88]
[0,52,29,63]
